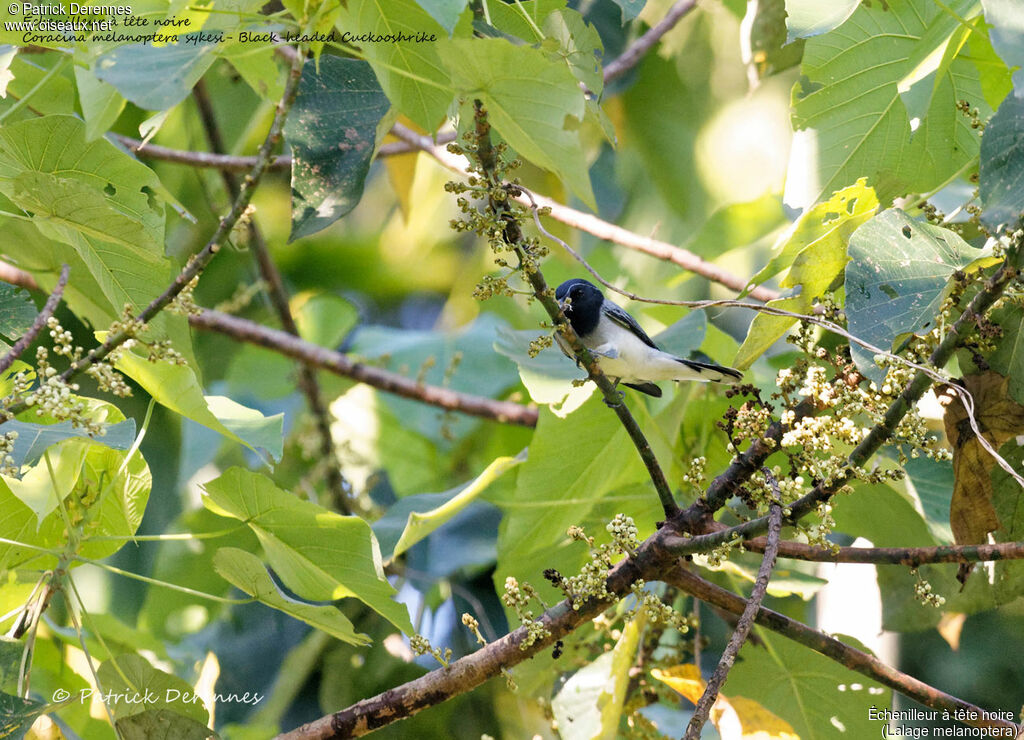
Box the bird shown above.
[553,278,742,398]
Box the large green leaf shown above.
[0,692,46,738]
[787,0,991,208]
[725,630,891,739]
[414,0,469,34]
[286,57,391,242]
[342,0,453,130]
[96,653,209,725]
[979,92,1024,230]
[0,282,35,341]
[735,180,877,369]
[438,37,595,208]
[111,347,283,461]
[94,33,219,111]
[373,452,523,560]
[982,0,1024,90]
[3,417,135,471]
[213,547,370,645]
[846,209,992,383]
[201,467,412,633]
[73,62,126,141]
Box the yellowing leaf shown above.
[652,664,800,739]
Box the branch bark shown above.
[684,469,782,739]
[603,0,699,83]
[188,309,538,427]
[0,264,68,376]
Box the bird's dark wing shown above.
[623,381,662,397]
[601,301,658,349]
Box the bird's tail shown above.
[674,358,743,384]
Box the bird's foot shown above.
[603,390,625,408]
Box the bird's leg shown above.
[603,378,625,408]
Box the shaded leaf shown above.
[202,467,412,633]
[116,709,216,740]
[73,63,126,141]
[744,0,804,80]
[373,452,523,560]
[543,9,604,96]
[979,92,1024,230]
[94,33,219,111]
[96,654,208,725]
[213,547,370,645]
[286,57,390,242]
[982,0,1024,91]
[292,293,359,348]
[987,304,1024,405]
[414,0,469,34]
[2,417,135,471]
[609,0,645,24]
[846,209,993,382]
[0,691,46,738]
[0,282,35,341]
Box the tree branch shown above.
[684,469,782,739]
[469,102,679,518]
[192,78,351,513]
[664,566,1022,736]
[603,0,699,83]
[0,260,40,292]
[0,264,68,376]
[757,538,1024,566]
[187,309,538,427]
[1,47,308,421]
[660,248,1023,554]
[388,123,781,303]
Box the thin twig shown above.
[0,264,68,376]
[665,566,1021,736]
[388,122,782,303]
[188,309,539,427]
[603,0,699,83]
[1,47,309,422]
[192,79,352,513]
[683,468,782,739]
[470,102,679,518]
[754,537,1024,566]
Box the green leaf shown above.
[201,467,412,633]
[342,0,453,130]
[286,57,391,242]
[213,547,370,645]
[438,37,595,208]
[0,691,46,738]
[94,33,219,111]
[414,0,469,34]
[735,180,878,368]
[111,348,283,461]
[96,653,209,725]
[982,0,1024,90]
[0,282,35,340]
[904,455,955,544]
[787,0,991,208]
[373,452,524,560]
[542,9,604,96]
[487,0,565,41]
[784,0,860,42]
[293,293,358,348]
[3,417,135,470]
[551,613,644,739]
[609,0,645,24]
[73,63,126,141]
[116,709,217,740]
[988,304,1024,405]
[846,208,992,382]
[682,194,788,259]
[1,56,74,119]
[2,438,90,523]
[979,92,1024,230]
[725,630,892,739]
[493,327,590,415]
[220,43,285,101]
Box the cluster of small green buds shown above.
[912,570,946,608]
[146,340,187,365]
[169,274,202,316]
[472,273,515,301]
[84,353,132,398]
[502,576,551,649]
[606,513,639,554]
[0,431,19,476]
[680,456,706,493]
[955,99,984,130]
[629,581,691,633]
[46,317,80,360]
[24,348,100,434]
[409,634,452,667]
[528,333,553,357]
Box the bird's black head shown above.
[555,278,604,336]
